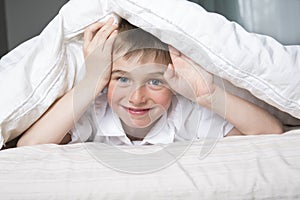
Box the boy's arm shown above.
[17,77,107,146]
[164,46,283,135]
[201,86,283,135]
[17,19,118,146]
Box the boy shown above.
[17,18,283,146]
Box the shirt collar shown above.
[97,106,126,137]
[140,113,175,145]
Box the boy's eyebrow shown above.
[147,72,164,76]
[111,70,127,75]
[111,70,165,76]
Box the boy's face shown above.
[107,57,173,129]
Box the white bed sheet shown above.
[0,130,300,199]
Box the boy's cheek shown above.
[107,83,128,104]
[107,83,116,106]
[151,90,173,109]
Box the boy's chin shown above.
[118,109,165,129]
[120,114,162,129]
[122,119,154,129]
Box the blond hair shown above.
[112,19,171,65]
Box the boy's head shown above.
[107,19,173,130]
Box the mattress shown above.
[0,130,300,199]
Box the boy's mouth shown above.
[123,106,151,115]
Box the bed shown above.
[1,130,300,199]
[1,0,300,199]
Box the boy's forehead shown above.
[112,57,167,73]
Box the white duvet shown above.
[0,0,300,145]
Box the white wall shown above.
[4,0,68,50]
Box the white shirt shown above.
[69,94,233,146]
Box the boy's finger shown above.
[93,18,117,43]
[168,45,181,57]
[103,30,118,52]
[83,22,105,50]
[84,22,105,42]
[83,17,114,46]
[163,64,175,80]
[168,45,193,64]
[163,64,178,93]
[107,29,118,41]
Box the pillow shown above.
[1,0,300,147]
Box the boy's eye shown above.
[117,77,129,83]
[148,79,162,86]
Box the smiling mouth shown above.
[123,106,151,115]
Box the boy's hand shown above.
[83,18,118,96]
[164,46,215,104]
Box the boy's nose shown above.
[129,86,147,105]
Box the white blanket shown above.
[0,130,300,199]
[1,0,300,145]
